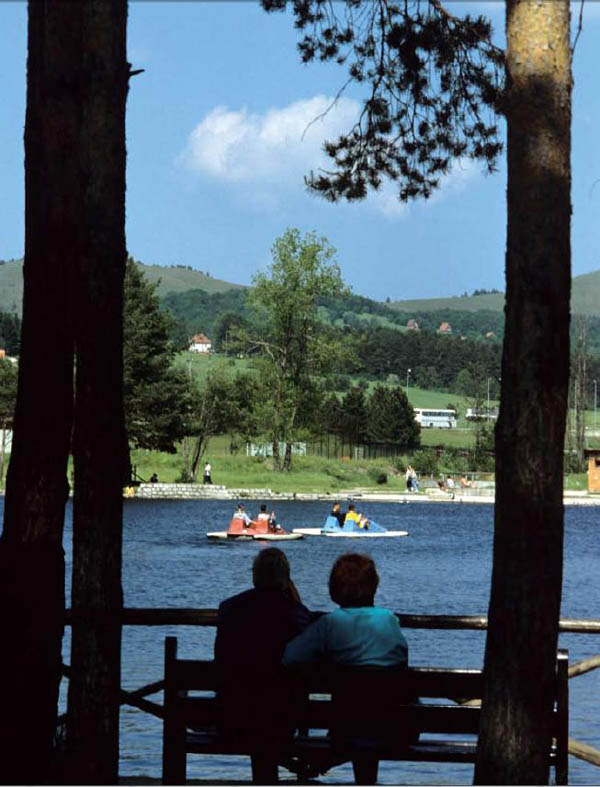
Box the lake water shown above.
[6,498,600,784]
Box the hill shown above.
[0,258,244,314]
[0,256,598,319]
[390,270,600,317]
[140,263,244,298]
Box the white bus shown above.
[414,408,457,429]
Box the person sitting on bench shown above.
[283,552,413,784]
[214,548,311,784]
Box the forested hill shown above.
[0,255,598,326]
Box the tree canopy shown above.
[245,228,349,470]
[263,0,504,202]
[123,258,192,454]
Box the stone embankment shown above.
[131,483,600,505]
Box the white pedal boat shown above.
[207,517,303,541]
[293,516,408,538]
[207,531,303,541]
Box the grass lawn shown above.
[129,446,589,493]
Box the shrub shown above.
[368,466,387,484]
[411,449,439,476]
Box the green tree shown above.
[0,358,17,485]
[366,385,420,446]
[0,312,21,356]
[180,366,238,481]
[339,386,368,444]
[246,228,349,470]
[123,258,191,456]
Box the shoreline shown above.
[126,483,600,506]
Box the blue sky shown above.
[1,1,599,301]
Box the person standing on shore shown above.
[203,461,212,484]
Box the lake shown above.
[7,498,600,784]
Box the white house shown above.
[188,333,212,353]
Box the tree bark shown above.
[475,1,571,784]
[0,2,81,781]
[66,2,129,783]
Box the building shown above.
[188,333,212,353]
[438,322,452,335]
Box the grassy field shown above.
[130,443,588,493]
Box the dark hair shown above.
[348,503,356,511]
[260,504,267,512]
[329,553,379,607]
[253,547,290,591]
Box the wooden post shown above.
[555,650,569,785]
[163,637,187,786]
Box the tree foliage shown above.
[263,0,504,202]
[123,259,192,454]
[366,384,420,445]
[245,228,349,470]
[0,312,21,356]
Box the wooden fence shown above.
[60,609,600,770]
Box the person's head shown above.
[260,504,267,513]
[332,502,340,512]
[328,553,379,608]
[252,547,291,591]
[236,503,245,512]
[348,503,356,512]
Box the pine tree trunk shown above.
[66,2,129,783]
[0,2,80,781]
[474,1,571,783]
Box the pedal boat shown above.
[293,516,408,538]
[207,517,304,541]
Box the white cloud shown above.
[427,158,481,205]
[180,95,359,184]
[179,96,482,220]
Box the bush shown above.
[410,449,439,476]
[368,466,387,484]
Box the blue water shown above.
[5,498,600,784]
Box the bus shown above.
[413,408,457,429]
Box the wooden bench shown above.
[162,636,569,784]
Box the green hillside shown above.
[140,263,244,298]
[0,258,243,314]
[0,260,25,314]
[0,255,598,318]
[390,270,600,317]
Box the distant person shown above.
[405,465,413,492]
[269,510,282,532]
[345,502,369,529]
[446,475,455,490]
[233,503,252,528]
[331,502,346,527]
[149,473,158,483]
[283,553,413,784]
[215,548,311,784]
[459,475,473,488]
[257,503,270,522]
[410,466,419,492]
[203,461,212,484]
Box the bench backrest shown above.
[163,637,568,741]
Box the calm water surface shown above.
[10,498,600,784]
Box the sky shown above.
[0,1,599,302]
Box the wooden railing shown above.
[59,609,600,769]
